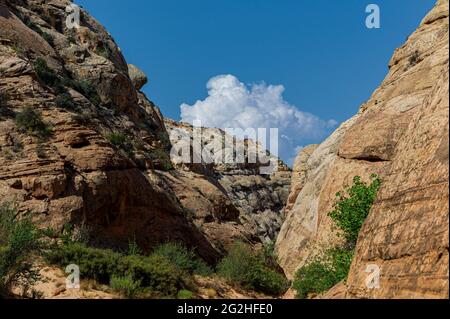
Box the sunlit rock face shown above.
[276,0,449,299]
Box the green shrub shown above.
[246,262,290,296]
[152,243,212,276]
[107,132,127,148]
[149,148,173,171]
[217,242,253,284]
[47,243,181,297]
[47,243,119,283]
[293,175,381,299]
[96,45,111,59]
[25,20,42,34]
[2,149,13,160]
[177,289,196,299]
[408,50,420,67]
[55,93,75,110]
[0,203,43,298]
[77,80,101,106]
[40,14,52,25]
[41,32,54,47]
[119,254,180,296]
[293,248,354,299]
[110,275,141,299]
[33,58,59,88]
[11,45,24,55]
[106,132,134,157]
[71,113,91,126]
[15,106,52,139]
[60,78,101,107]
[328,175,381,246]
[217,242,289,296]
[161,161,174,171]
[127,239,142,256]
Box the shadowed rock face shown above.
[0,0,290,264]
[276,0,449,298]
[165,120,292,247]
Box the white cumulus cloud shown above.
[180,74,337,166]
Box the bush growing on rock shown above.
[217,242,289,296]
[33,59,101,107]
[15,106,52,139]
[71,113,92,126]
[148,148,174,171]
[41,32,54,47]
[106,132,134,157]
[95,45,111,60]
[293,247,354,299]
[61,78,101,107]
[408,50,421,67]
[55,93,76,110]
[33,58,59,88]
[328,175,381,246]
[293,175,381,299]
[10,45,24,55]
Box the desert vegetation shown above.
[15,106,52,140]
[0,204,44,298]
[293,175,381,298]
[33,58,100,107]
[217,241,289,296]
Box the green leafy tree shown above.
[0,204,43,298]
[293,175,381,298]
[328,175,381,245]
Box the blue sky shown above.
[76,0,435,163]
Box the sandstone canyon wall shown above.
[0,0,289,265]
[0,0,448,300]
[276,0,449,298]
